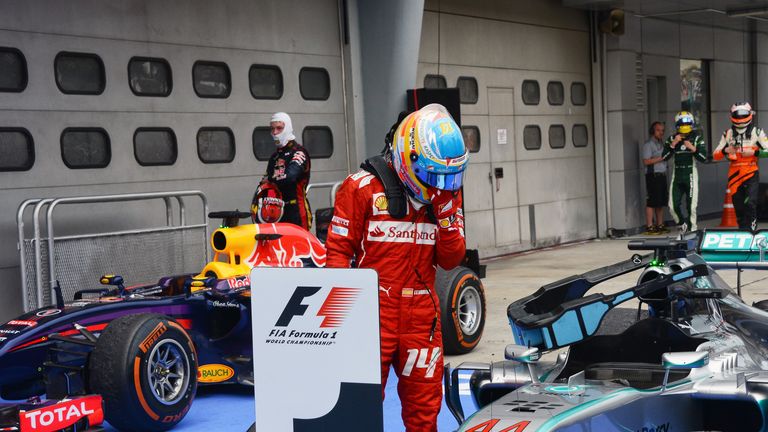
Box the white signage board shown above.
[497,128,508,145]
[251,267,382,431]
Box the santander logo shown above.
[369,226,385,237]
[366,221,436,245]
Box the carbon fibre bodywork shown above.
[448,236,768,432]
[0,273,255,400]
[0,219,327,402]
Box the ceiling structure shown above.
[563,0,768,29]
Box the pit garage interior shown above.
[3,0,768,430]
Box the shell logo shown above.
[197,364,235,383]
[374,195,388,211]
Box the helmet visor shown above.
[415,169,464,191]
[732,109,752,119]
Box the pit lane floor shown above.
[104,217,767,431]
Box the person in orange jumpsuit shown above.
[713,102,768,231]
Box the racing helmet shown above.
[675,111,695,135]
[251,180,284,224]
[730,102,753,132]
[390,103,468,203]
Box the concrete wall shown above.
[606,14,768,232]
[418,0,596,257]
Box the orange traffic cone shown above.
[718,188,738,228]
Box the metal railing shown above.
[17,191,208,311]
[306,181,342,207]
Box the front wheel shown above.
[88,314,197,431]
[436,266,486,354]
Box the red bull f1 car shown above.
[0,211,484,431]
[446,234,768,432]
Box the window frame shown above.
[196,127,236,164]
[424,74,447,89]
[548,124,566,149]
[133,127,178,166]
[523,125,542,150]
[461,125,481,153]
[547,81,565,106]
[0,47,28,93]
[252,126,274,161]
[192,60,232,99]
[60,127,111,169]
[249,64,283,100]
[457,76,479,104]
[54,51,106,95]
[521,80,540,105]
[299,66,331,101]
[127,56,173,97]
[0,127,34,171]
[572,124,589,148]
[571,82,587,106]
[302,126,334,159]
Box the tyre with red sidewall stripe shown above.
[88,314,197,432]
[436,266,486,354]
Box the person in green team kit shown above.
[662,111,707,232]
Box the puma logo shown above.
[379,286,392,297]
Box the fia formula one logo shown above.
[267,286,360,347]
[275,286,359,328]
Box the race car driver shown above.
[326,104,468,432]
[259,112,312,230]
[713,102,768,230]
[662,111,707,232]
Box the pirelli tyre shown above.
[436,266,486,354]
[88,314,197,431]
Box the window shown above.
[299,67,330,101]
[547,81,564,105]
[0,48,27,92]
[60,128,110,168]
[681,59,711,152]
[523,125,541,150]
[573,124,588,147]
[461,126,481,153]
[134,128,177,166]
[252,127,273,161]
[302,126,333,159]
[128,57,172,97]
[55,52,105,95]
[249,64,283,99]
[522,80,539,105]
[457,76,478,104]
[197,127,235,163]
[0,128,34,171]
[424,74,446,89]
[549,125,565,149]
[193,61,231,98]
[571,82,587,106]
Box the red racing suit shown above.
[326,169,465,432]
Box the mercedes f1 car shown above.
[446,234,768,432]
[0,211,484,431]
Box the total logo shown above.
[20,396,103,431]
[366,221,437,245]
[197,364,235,383]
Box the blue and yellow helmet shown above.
[675,111,695,135]
[391,104,468,203]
